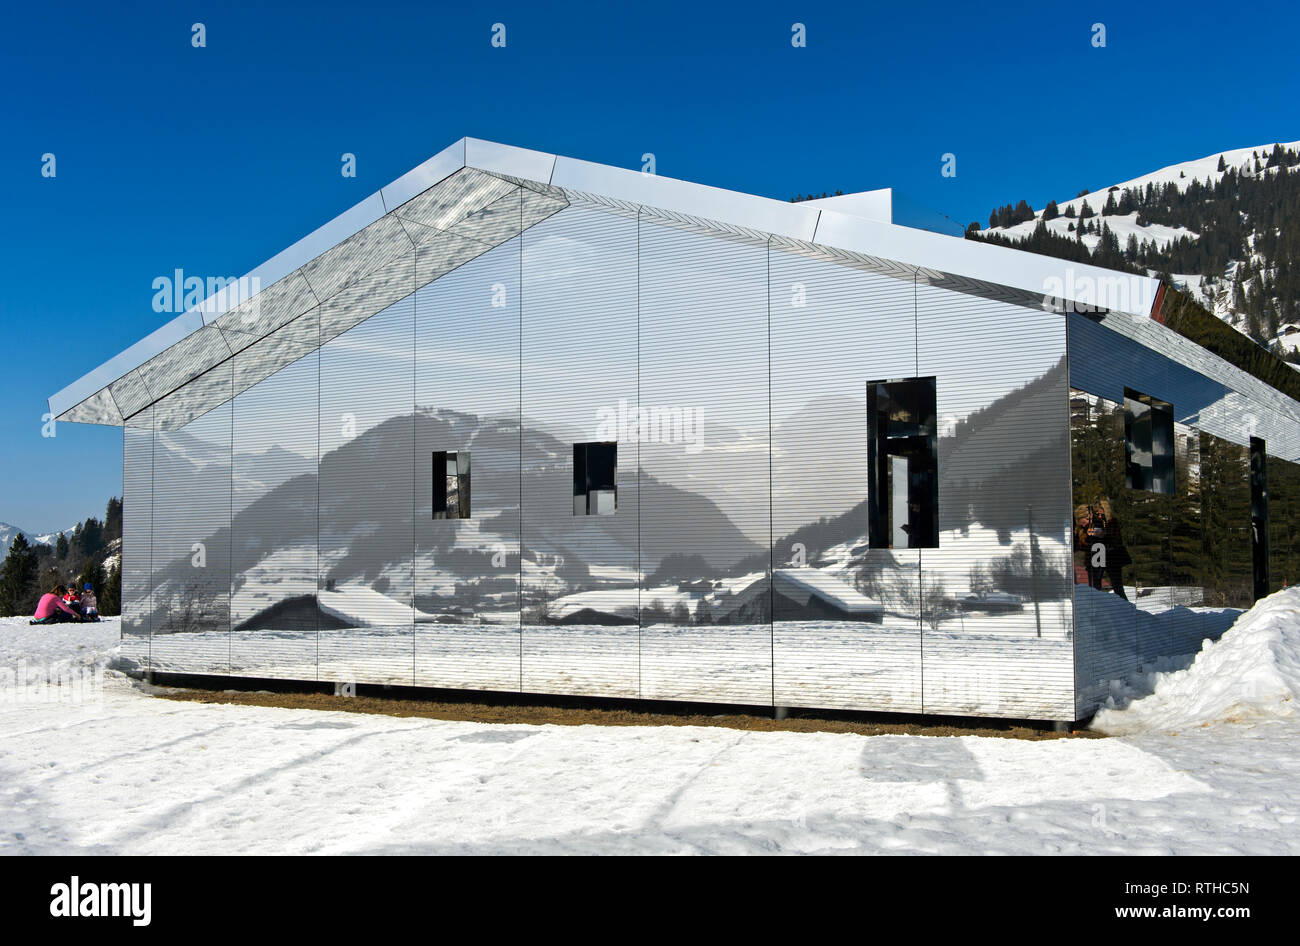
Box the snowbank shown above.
[1093,587,1300,734]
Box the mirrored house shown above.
[50,139,1300,723]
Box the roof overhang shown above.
[49,137,1163,426]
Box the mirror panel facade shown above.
[315,296,416,684]
[769,248,922,713]
[916,286,1074,719]
[638,220,771,705]
[414,236,522,691]
[230,344,320,679]
[147,370,233,675]
[519,205,641,697]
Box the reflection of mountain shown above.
[146,362,1070,630]
[233,444,317,511]
[147,407,762,628]
[939,356,1069,539]
[154,425,231,471]
[738,358,1071,567]
[772,395,869,524]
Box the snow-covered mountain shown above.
[0,523,29,552]
[975,140,1300,355]
[0,521,84,553]
[0,522,72,552]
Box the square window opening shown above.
[432,450,471,519]
[868,377,938,549]
[1124,388,1174,494]
[574,442,617,516]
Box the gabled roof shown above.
[49,137,1163,427]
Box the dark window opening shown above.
[574,442,617,516]
[1124,388,1173,494]
[868,377,938,549]
[1251,436,1270,601]
[432,451,471,519]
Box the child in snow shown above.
[80,583,99,620]
[31,585,82,624]
[63,585,81,611]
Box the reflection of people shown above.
[1074,504,1100,588]
[1075,499,1130,600]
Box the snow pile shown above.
[1094,587,1300,734]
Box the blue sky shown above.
[2,0,1297,535]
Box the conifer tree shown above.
[0,534,39,616]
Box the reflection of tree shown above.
[969,542,1068,600]
[921,576,950,631]
[1071,390,1256,607]
[1269,458,1300,591]
[157,581,223,635]
[942,357,1070,540]
[1199,433,1253,607]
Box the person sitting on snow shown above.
[31,585,83,624]
[79,583,99,620]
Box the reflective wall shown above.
[115,188,1300,721]
[518,203,641,696]
[1067,312,1292,715]
[916,282,1073,719]
[316,296,415,683]
[415,236,521,691]
[148,367,232,675]
[120,407,152,668]
[769,246,922,713]
[230,324,319,679]
[638,219,771,705]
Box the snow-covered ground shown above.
[3,592,1300,854]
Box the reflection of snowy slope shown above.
[1074,583,1242,716]
[774,569,884,618]
[233,445,316,512]
[318,586,435,625]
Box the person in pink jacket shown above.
[32,585,82,624]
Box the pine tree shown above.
[77,558,106,604]
[102,563,121,616]
[1042,199,1059,221]
[0,534,39,616]
[55,532,69,559]
[105,497,123,545]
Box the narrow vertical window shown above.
[432,451,471,519]
[1251,436,1269,601]
[868,377,938,549]
[573,442,617,516]
[1124,388,1173,494]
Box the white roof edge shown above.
[813,209,1160,316]
[50,136,1161,418]
[49,308,206,415]
[50,139,471,417]
[800,189,893,223]
[549,154,822,240]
